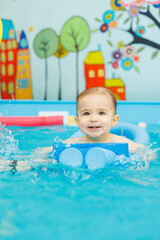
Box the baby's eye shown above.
[99,111,105,115]
[83,112,90,116]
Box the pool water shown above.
[0,124,160,240]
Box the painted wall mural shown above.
[0,19,18,99]
[33,29,59,100]
[33,16,90,100]
[54,37,68,100]
[0,0,160,101]
[0,19,2,44]
[94,0,160,73]
[16,30,32,99]
[60,17,90,97]
[84,50,126,100]
[0,19,32,99]
[84,51,106,89]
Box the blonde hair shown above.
[77,87,117,115]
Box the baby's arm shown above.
[0,147,54,173]
[127,140,145,153]
[34,146,53,161]
[119,136,157,161]
[41,146,53,154]
[113,135,145,153]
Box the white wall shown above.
[1,0,160,101]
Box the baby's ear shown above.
[75,116,79,125]
[112,115,119,127]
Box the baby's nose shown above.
[90,114,98,121]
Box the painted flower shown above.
[129,6,139,17]
[100,24,109,32]
[103,10,115,24]
[133,55,140,62]
[112,50,123,61]
[135,26,145,37]
[111,0,121,11]
[153,3,160,8]
[121,58,133,70]
[112,62,119,69]
[123,45,135,58]
[109,20,117,29]
[117,41,125,49]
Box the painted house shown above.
[0,19,18,99]
[16,30,32,99]
[105,77,126,100]
[84,51,105,89]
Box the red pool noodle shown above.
[0,116,64,126]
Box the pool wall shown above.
[0,100,160,123]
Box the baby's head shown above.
[76,87,117,116]
[75,87,119,142]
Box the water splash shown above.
[0,123,19,161]
[115,146,158,170]
[0,123,159,181]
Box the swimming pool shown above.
[0,123,160,240]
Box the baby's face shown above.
[75,93,119,142]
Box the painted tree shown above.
[94,1,160,72]
[54,36,68,100]
[60,16,90,97]
[33,29,58,99]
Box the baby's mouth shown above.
[88,126,101,130]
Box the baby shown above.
[1,87,147,172]
[64,87,145,153]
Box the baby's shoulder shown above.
[63,137,84,144]
[110,134,130,143]
[110,134,145,152]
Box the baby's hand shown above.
[34,146,53,159]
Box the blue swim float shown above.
[51,143,129,170]
[50,122,150,170]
